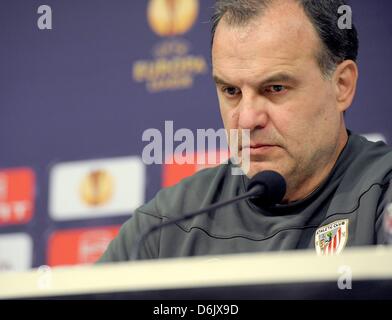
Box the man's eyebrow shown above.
[261,73,298,85]
[213,75,231,86]
[213,72,298,87]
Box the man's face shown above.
[212,1,347,201]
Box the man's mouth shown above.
[240,144,278,155]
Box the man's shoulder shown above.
[352,133,392,152]
[139,163,238,218]
[326,134,392,225]
[336,133,392,201]
[350,133,392,177]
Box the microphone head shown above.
[247,170,286,206]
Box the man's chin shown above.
[245,162,284,179]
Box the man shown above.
[99,0,392,262]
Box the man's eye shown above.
[265,85,286,94]
[222,87,240,97]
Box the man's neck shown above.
[284,129,349,203]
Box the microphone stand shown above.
[130,185,264,260]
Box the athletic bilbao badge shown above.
[315,219,348,256]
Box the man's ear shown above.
[333,60,359,112]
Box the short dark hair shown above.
[211,0,359,77]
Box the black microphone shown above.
[247,170,286,207]
[130,170,286,260]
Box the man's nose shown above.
[237,93,269,131]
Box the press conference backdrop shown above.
[0,0,391,271]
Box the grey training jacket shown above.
[99,132,392,262]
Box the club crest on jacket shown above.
[315,219,348,256]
